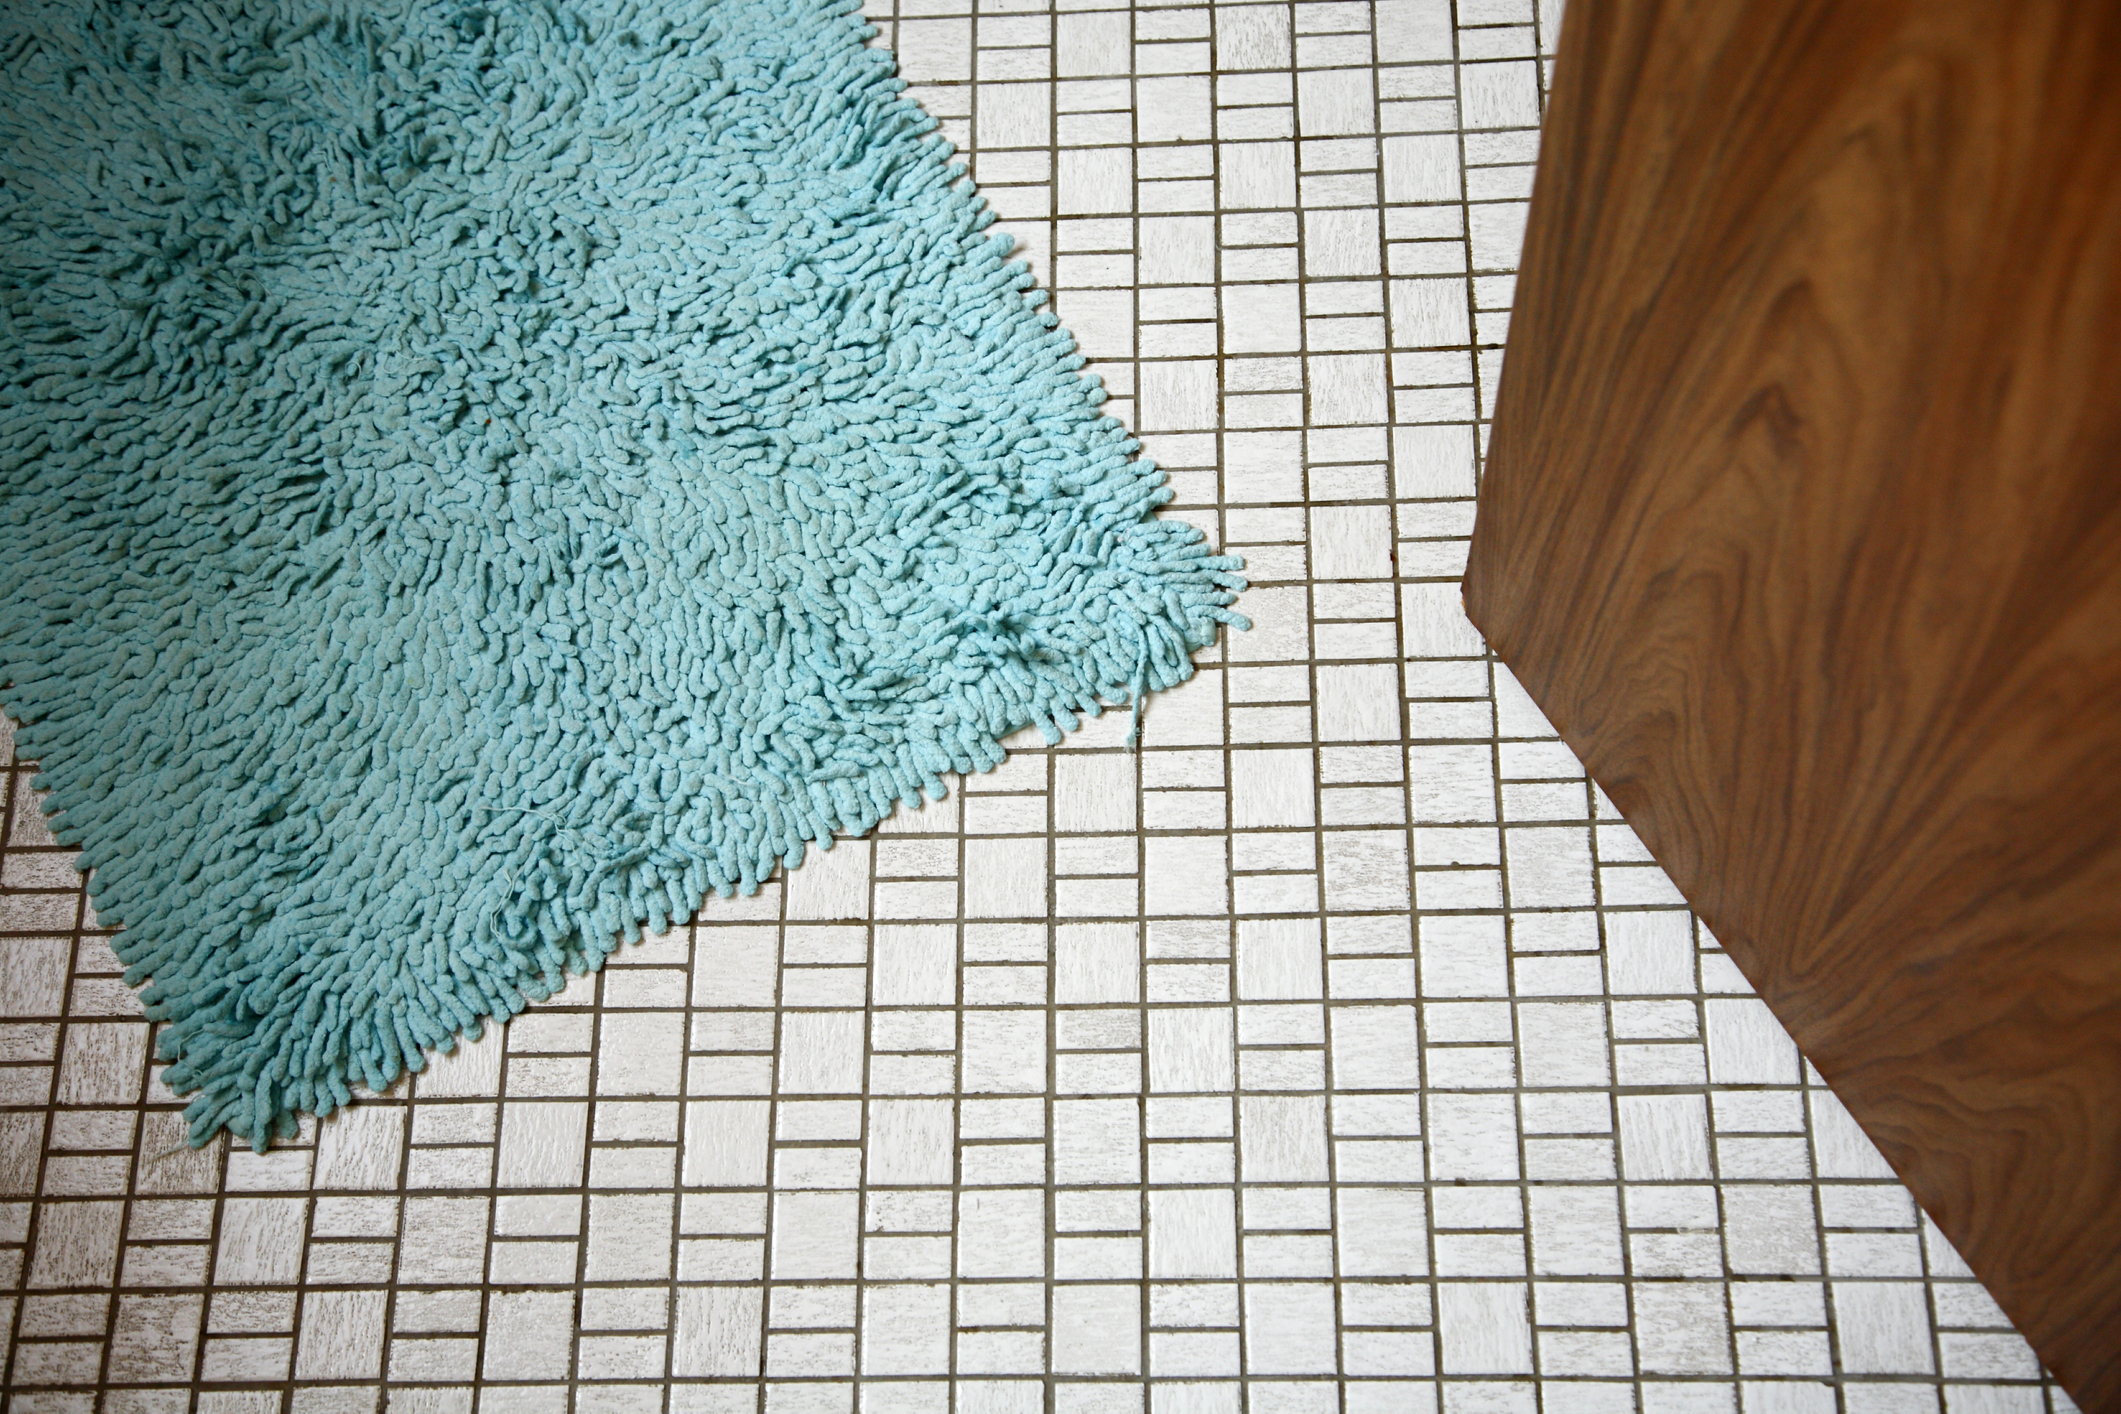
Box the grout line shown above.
[1802,1000,1854,1413]
[752,862,794,1402]
[1125,0,1160,1399]
[372,1017,421,1410]
[0,749,36,1400]
[665,911,704,1398]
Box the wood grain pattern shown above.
[1461,0,2121,1402]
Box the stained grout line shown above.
[3,852,72,1402]
[1574,707,1629,1408]
[0,743,30,1401]
[661,911,704,1396]
[1588,746,1638,1407]
[1285,0,1328,1402]
[1373,9,1457,1393]
[1799,999,1853,1413]
[1124,0,1160,1398]
[746,862,793,1401]
[1451,0,1526,1397]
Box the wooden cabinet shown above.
[1462,0,2121,1402]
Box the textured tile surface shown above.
[0,0,2078,1409]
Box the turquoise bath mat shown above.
[0,0,1245,1147]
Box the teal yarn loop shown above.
[0,0,1246,1149]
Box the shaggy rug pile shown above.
[0,0,1245,1147]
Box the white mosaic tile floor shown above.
[0,0,2080,1410]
